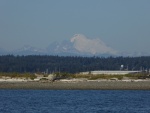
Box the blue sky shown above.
[0,0,150,53]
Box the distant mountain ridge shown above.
[10,45,47,55]
[0,42,116,56]
[0,34,150,57]
[46,40,80,55]
[0,43,149,57]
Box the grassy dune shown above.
[0,72,36,80]
[0,72,148,81]
[62,72,148,80]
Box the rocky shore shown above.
[0,80,150,90]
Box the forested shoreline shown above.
[0,55,150,73]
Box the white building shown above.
[80,70,140,75]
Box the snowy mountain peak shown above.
[70,34,118,55]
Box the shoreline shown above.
[0,80,150,90]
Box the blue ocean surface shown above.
[0,90,150,113]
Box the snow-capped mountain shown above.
[45,35,118,57]
[71,34,118,55]
[0,43,149,57]
[0,34,149,57]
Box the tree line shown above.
[0,55,150,73]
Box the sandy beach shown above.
[0,80,150,90]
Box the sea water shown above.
[0,90,150,113]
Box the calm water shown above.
[0,90,150,113]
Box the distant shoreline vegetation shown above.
[0,72,149,81]
[0,55,150,73]
[0,72,36,80]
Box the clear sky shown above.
[0,0,150,53]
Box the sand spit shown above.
[0,80,150,90]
